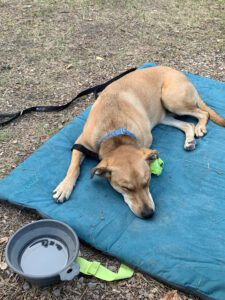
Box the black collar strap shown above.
[71,144,99,160]
[72,128,138,160]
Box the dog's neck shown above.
[99,135,139,159]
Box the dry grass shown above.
[0,0,224,299]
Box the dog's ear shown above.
[140,148,159,163]
[91,160,111,179]
[91,167,111,179]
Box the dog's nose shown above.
[141,207,155,219]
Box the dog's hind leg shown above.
[163,104,209,138]
[161,80,209,138]
[53,134,85,203]
[161,114,196,151]
[178,107,209,138]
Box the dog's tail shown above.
[197,97,225,127]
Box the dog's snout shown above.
[140,206,155,219]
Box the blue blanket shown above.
[1,63,225,300]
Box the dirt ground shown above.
[0,0,224,299]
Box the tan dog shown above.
[53,66,225,218]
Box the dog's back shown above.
[83,66,175,147]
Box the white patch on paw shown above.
[195,125,207,137]
[184,139,196,151]
[53,178,75,203]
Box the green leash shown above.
[76,257,134,281]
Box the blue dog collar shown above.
[100,128,138,144]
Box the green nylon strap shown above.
[149,158,164,176]
[75,257,134,281]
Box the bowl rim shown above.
[5,219,80,279]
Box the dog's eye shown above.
[122,186,134,192]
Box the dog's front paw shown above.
[53,178,75,203]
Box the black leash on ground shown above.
[0,67,137,127]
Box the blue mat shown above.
[1,63,225,300]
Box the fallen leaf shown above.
[96,56,104,61]
[66,64,73,69]
[160,290,182,300]
[0,262,8,270]
[0,237,8,244]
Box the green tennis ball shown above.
[149,158,164,176]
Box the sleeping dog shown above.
[53,66,225,218]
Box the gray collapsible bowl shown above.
[5,219,80,286]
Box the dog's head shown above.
[91,146,158,218]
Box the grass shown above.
[0,130,11,142]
